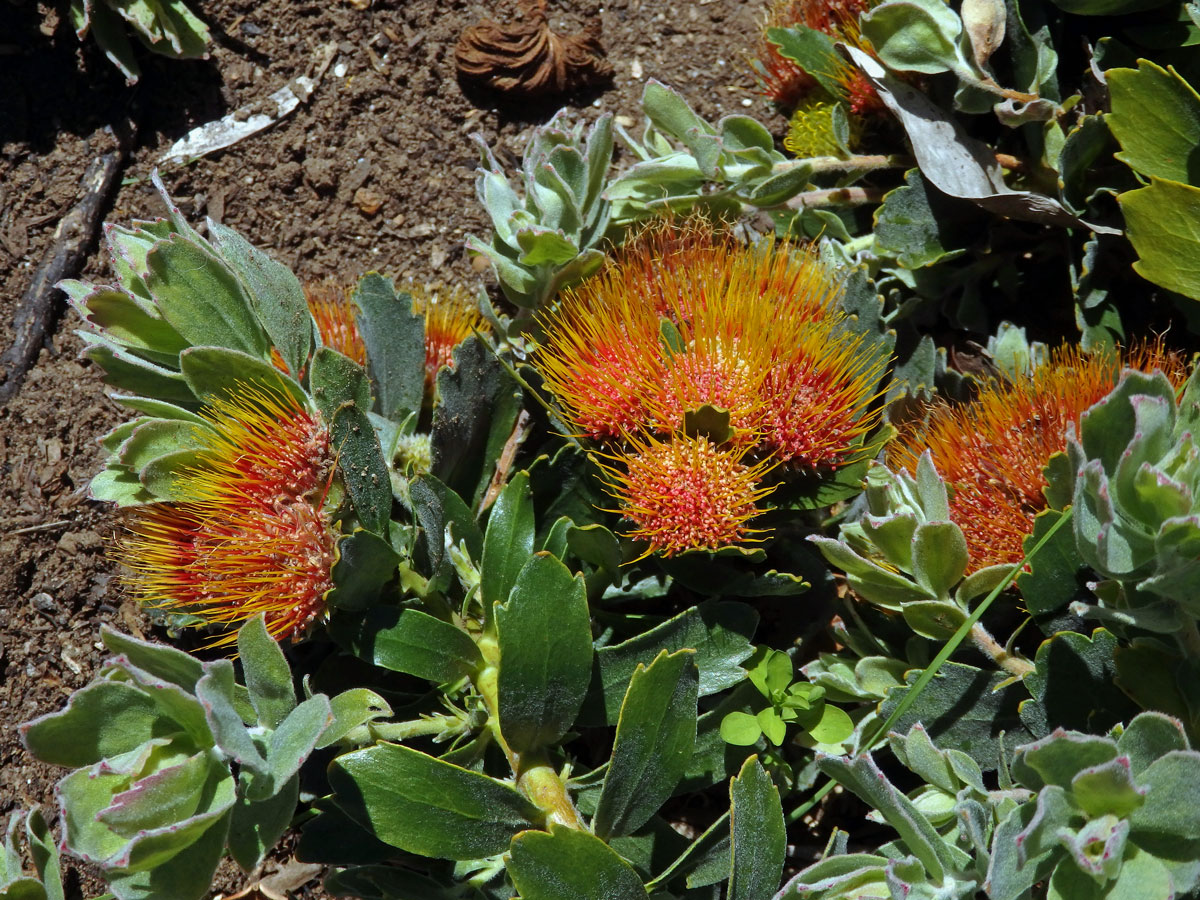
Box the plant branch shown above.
[970,623,1034,678]
[783,187,887,211]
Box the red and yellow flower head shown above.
[890,342,1186,571]
[120,384,336,646]
[599,432,777,559]
[533,218,887,556]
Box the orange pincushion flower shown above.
[601,432,777,558]
[411,283,490,392]
[536,219,884,471]
[121,384,335,645]
[890,343,1186,571]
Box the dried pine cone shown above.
[455,0,614,99]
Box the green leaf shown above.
[766,25,848,98]
[207,221,313,379]
[1129,750,1200,839]
[409,474,483,578]
[322,865,455,900]
[1019,629,1140,738]
[19,681,163,768]
[873,169,964,268]
[317,688,392,750]
[330,403,392,536]
[177,346,307,409]
[642,80,713,144]
[195,661,267,777]
[1118,711,1189,776]
[227,772,298,871]
[1017,508,1091,625]
[236,615,296,730]
[248,695,331,801]
[99,626,204,693]
[144,235,268,358]
[352,275,426,421]
[1049,0,1177,16]
[911,521,968,599]
[719,711,763,747]
[880,662,1031,770]
[861,0,966,76]
[729,757,785,900]
[328,530,402,612]
[431,336,516,502]
[332,607,482,683]
[818,753,962,882]
[482,471,536,613]
[594,650,699,839]
[309,347,373,421]
[328,743,540,860]
[495,554,593,752]
[507,824,648,899]
[101,812,229,900]
[586,602,757,725]
[1120,177,1200,301]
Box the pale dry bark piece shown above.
[455,0,614,98]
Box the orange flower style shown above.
[410,283,490,393]
[600,432,777,558]
[121,384,336,645]
[890,343,1186,571]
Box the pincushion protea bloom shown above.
[410,283,490,393]
[890,343,1186,571]
[121,384,336,645]
[535,218,884,473]
[599,432,776,558]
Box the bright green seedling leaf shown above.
[729,757,785,900]
[506,824,648,899]
[207,221,313,379]
[482,471,536,613]
[495,554,592,752]
[594,650,699,839]
[333,606,482,683]
[1120,178,1200,301]
[236,615,296,730]
[720,711,763,747]
[352,275,426,421]
[143,234,268,358]
[329,743,540,860]
[911,521,968,599]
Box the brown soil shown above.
[0,0,764,896]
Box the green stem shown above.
[784,186,886,211]
[362,715,463,744]
[473,637,585,830]
[970,623,1034,678]
[774,154,912,175]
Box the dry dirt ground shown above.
[1,0,767,895]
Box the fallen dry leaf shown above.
[455,0,613,99]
